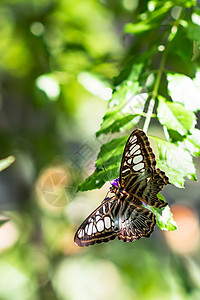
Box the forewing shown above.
[117,201,156,242]
[120,129,156,190]
[74,197,117,247]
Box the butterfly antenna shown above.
[102,164,112,185]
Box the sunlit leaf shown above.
[124,2,172,35]
[150,205,177,231]
[154,137,196,188]
[36,74,60,101]
[181,128,200,157]
[78,136,128,191]
[157,96,196,135]
[78,72,112,100]
[78,164,119,191]
[96,114,136,137]
[124,23,153,34]
[96,63,148,137]
[145,193,177,231]
[0,156,15,172]
[96,92,148,137]
[167,73,200,112]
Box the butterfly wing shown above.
[74,129,169,247]
[133,168,170,208]
[119,129,169,208]
[116,200,156,242]
[120,129,156,188]
[74,197,118,247]
[74,195,156,246]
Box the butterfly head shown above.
[109,177,120,193]
[111,177,119,187]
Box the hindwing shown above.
[117,202,156,242]
[74,195,156,247]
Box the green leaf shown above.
[96,114,137,137]
[186,23,200,42]
[181,128,200,157]
[144,194,177,231]
[78,135,128,191]
[191,40,200,61]
[96,92,148,137]
[78,164,119,191]
[124,23,153,34]
[96,63,148,137]
[150,205,177,231]
[153,137,196,188]
[124,2,172,35]
[96,136,128,167]
[157,96,196,136]
[78,71,112,99]
[166,129,185,142]
[167,73,200,112]
[0,156,15,172]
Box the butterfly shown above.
[74,129,170,247]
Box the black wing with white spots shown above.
[120,129,169,208]
[120,129,156,190]
[74,196,156,247]
[74,129,170,247]
[74,197,117,247]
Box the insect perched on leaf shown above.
[74,129,170,247]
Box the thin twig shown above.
[143,49,168,133]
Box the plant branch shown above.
[143,48,168,133]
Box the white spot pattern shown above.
[127,158,132,164]
[130,144,140,155]
[129,136,137,143]
[134,149,141,155]
[102,205,106,214]
[85,224,89,233]
[93,226,97,234]
[133,162,145,171]
[78,229,84,238]
[104,217,111,229]
[133,155,143,164]
[95,215,101,222]
[97,220,104,232]
[87,223,93,235]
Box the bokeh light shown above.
[164,204,200,254]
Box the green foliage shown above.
[79,1,200,233]
[157,96,196,135]
[154,137,196,188]
[150,204,177,231]
[167,73,200,112]
[0,156,15,172]
[1,0,200,299]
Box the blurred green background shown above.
[0,0,200,299]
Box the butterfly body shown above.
[74,129,170,247]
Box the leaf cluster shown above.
[79,1,200,231]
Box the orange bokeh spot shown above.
[164,204,200,254]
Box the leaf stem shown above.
[143,49,168,133]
